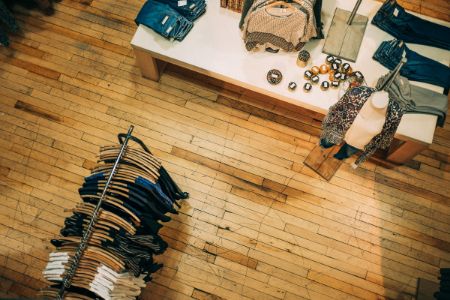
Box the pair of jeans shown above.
[156,0,206,21]
[373,39,450,89]
[372,0,450,50]
[135,0,194,41]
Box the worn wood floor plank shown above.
[0,1,449,300]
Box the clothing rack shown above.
[57,125,135,300]
[347,0,362,25]
[378,56,407,91]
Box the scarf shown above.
[321,86,404,166]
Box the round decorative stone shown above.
[331,62,340,71]
[288,82,297,91]
[267,69,282,85]
[333,72,343,80]
[303,82,312,92]
[311,75,320,84]
[304,70,313,80]
[352,71,364,82]
[297,50,310,67]
[326,55,335,65]
[319,64,329,74]
[341,63,351,74]
[321,81,330,91]
[311,66,320,75]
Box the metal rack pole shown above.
[347,0,363,25]
[379,57,407,91]
[57,125,134,300]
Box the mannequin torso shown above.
[344,91,389,149]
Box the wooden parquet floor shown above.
[1,1,450,299]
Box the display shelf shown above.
[131,0,450,147]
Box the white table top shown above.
[131,0,450,144]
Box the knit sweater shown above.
[242,0,308,51]
[321,86,404,166]
[239,0,323,40]
[297,0,317,42]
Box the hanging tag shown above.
[178,0,187,6]
[393,8,399,17]
[161,16,169,25]
[189,3,196,9]
[166,26,173,34]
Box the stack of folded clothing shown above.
[371,1,450,90]
[40,134,189,299]
[373,39,450,89]
[372,0,450,51]
[135,0,206,41]
[241,0,321,52]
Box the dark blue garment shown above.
[372,0,450,50]
[83,173,177,213]
[0,0,19,46]
[373,39,450,89]
[79,184,173,222]
[156,0,206,21]
[135,177,174,210]
[334,143,360,160]
[320,138,334,149]
[135,0,193,41]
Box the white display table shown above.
[131,0,450,164]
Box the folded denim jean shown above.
[372,0,450,50]
[409,84,448,127]
[376,71,415,110]
[135,0,194,41]
[156,0,206,21]
[373,39,450,88]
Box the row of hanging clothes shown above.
[240,0,324,52]
[40,127,189,300]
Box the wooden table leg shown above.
[386,140,428,164]
[133,47,161,81]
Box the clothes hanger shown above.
[266,0,296,10]
[288,0,304,5]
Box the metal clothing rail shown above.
[57,125,135,300]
